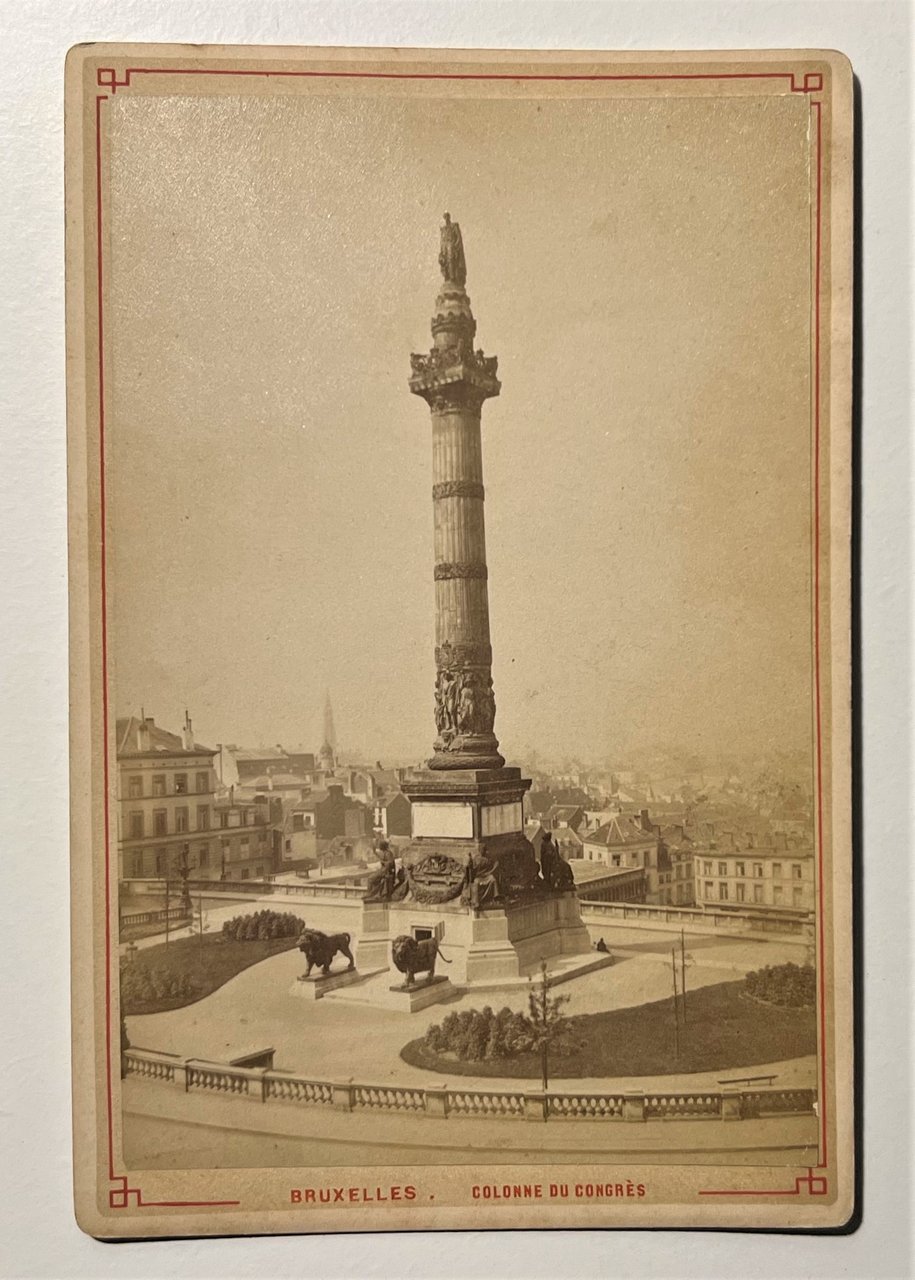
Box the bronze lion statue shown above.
[391,934,451,987]
[297,927,355,978]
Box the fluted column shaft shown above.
[410,276,503,770]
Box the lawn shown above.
[400,981,817,1079]
[120,932,301,1015]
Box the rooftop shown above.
[565,859,645,884]
[116,715,215,758]
[583,815,656,848]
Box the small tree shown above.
[522,962,576,1118]
[193,891,210,944]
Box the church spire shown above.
[319,690,337,772]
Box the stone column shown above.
[410,220,504,771]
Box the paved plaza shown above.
[127,916,815,1095]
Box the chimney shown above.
[639,808,651,832]
[136,716,151,752]
[229,784,235,806]
[182,709,194,750]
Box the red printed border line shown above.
[699,1168,829,1199]
[108,1175,241,1212]
[92,61,829,1211]
[97,65,825,93]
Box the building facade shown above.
[580,811,667,902]
[372,792,412,839]
[116,714,219,882]
[211,792,279,881]
[693,845,815,914]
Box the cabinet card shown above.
[66,42,854,1238]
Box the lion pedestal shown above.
[289,969,380,1000]
[374,974,455,1013]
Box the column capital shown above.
[409,347,500,411]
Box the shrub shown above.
[423,1004,537,1062]
[744,962,816,1009]
[120,965,200,1012]
[221,910,305,942]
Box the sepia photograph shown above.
[65,43,853,1236]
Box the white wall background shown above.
[0,2,911,1277]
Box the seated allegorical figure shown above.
[461,845,503,909]
[364,840,397,902]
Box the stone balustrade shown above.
[122,1049,816,1123]
[120,876,367,902]
[578,899,813,938]
[120,905,191,928]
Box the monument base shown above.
[357,891,592,987]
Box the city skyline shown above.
[106,91,814,769]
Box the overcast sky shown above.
[106,88,814,769]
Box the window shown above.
[240,868,250,880]
[196,771,209,794]
[174,773,188,795]
[258,829,267,844]
[221,837,231,852]
[753,862,763,878]
[129,852,143,878]
[240,836,250,850]
[736,883,746,902]
[242,810,250,826]
[773,885,784,904]
[792,864,803,879]
[293,813,304,832]
[219,812,229,828]
[197,843,209,868]
[793,886,804,907]
[153,809,167,836]
[703,861,712,876]
[703,881,713,899]
[753,883,764,903]
[175,807,189,833]
[154,849,165,876]
[255,866,265,879]
[128,811,143,839]
[128,775,143,798]
[611,853,621,868]
[718,882,729,901]
[196,805,209,831]
[772,862,783,878]
[285,839,291,852]
[735,861,745,877]
[152,775,166,797]
[717,861,727,876]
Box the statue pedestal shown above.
[322,971,456,1013]
[377,975,455,1013]
[288,968,380,1001]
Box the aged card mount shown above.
[66,44,854,1237]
